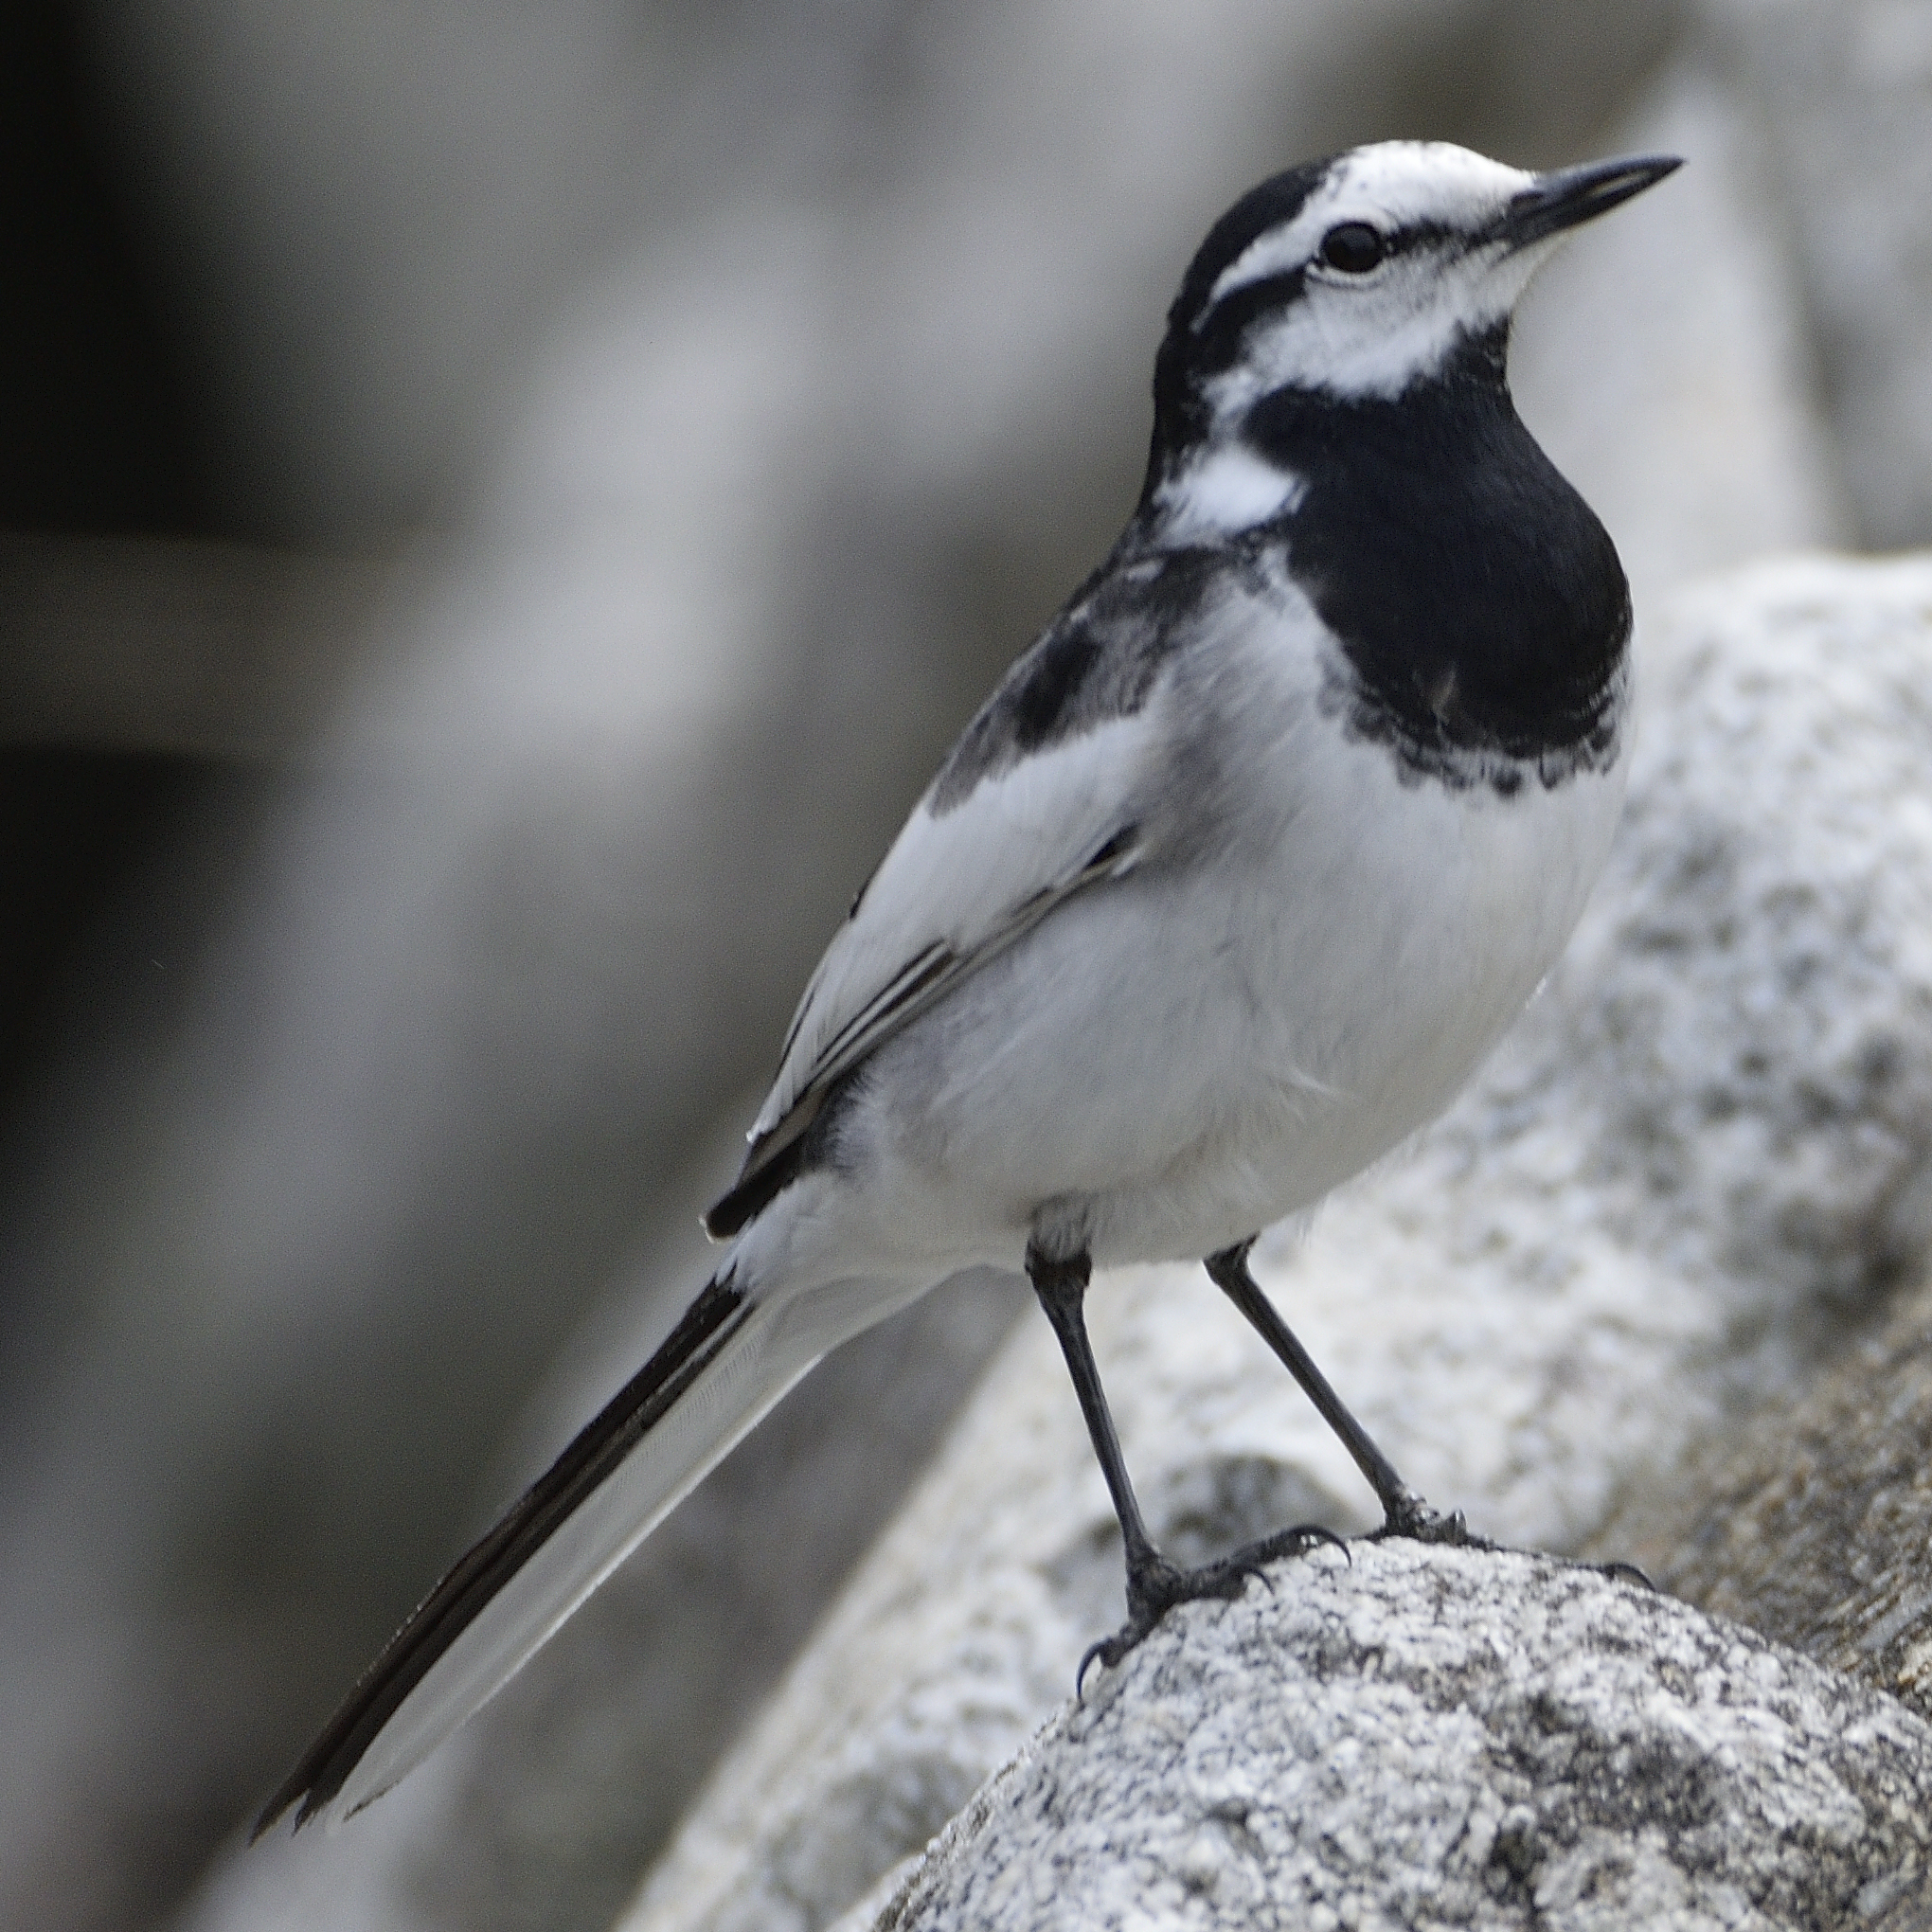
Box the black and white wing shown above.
[706,601,1177,1237]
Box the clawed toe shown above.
[1076,1633,1129,1697]
[1077,1524,1344,1696]
[1371,1492,1490,1547]
[1237,1521,1350,1568]
[1595,1558,1658,1591]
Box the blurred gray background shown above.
[0,2,1921,1928]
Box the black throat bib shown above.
[1246,327,1630,795]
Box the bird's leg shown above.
[1203,1240,1475,1545]
[1028,1242,1337,1684]
[1027,1245,1158,1576]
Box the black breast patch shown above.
[1247,325,1630,793]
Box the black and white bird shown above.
[259,139,1678,1833]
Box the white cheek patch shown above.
[1208,244,1516,405]
[1157,444,1306,540]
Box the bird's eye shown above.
[1319,223,1386,274]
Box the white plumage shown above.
[316,570,1627,1824]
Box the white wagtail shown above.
[259,140,1678,1833]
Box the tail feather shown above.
[256,1269,818,1834]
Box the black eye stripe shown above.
[1186,217,1465,353]
[1190,266,1307,340]
[1316,218,1461,274]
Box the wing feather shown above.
[705,707,1158,1237]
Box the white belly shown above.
[835,701,1627,1275]
[1172,726,1626,1250]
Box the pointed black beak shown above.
[1499,152,1681,251]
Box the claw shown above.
[1075,1637,1113,1700]
[1596,1559,1658,1592]
[1244,1520,1350,1566]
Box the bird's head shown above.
[1142,141,1679,529]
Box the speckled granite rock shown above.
[856,1543,1932,1932]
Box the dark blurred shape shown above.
[0,533,394,1357]
[73,0,663,547]
[0,3,210,535]
[0,1,360,1366]
[0,533,397,759]
[0,748,234,1131]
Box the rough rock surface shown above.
[860,1543,1932,1932]
[1604,1272,1932,1734]
[620,555,1932,1932]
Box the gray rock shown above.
[620,554,1932,1932]
[859,1543,1932,1932]
[1601,1270,1932,1735]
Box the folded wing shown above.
[706,702,1159,1237]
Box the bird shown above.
[257,138,1679,1834]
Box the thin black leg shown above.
[1028,1242,1339,1684]
[1203,1240,1470,1545]
[1026,1245,1159,1575]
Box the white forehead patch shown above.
[1208,142,1534,310]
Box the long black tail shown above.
[257,1271,760,1834]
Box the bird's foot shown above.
[1077,1523,1344,1694]
[1370,1489,1494,1548]
[1372,1494,1655,1590]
